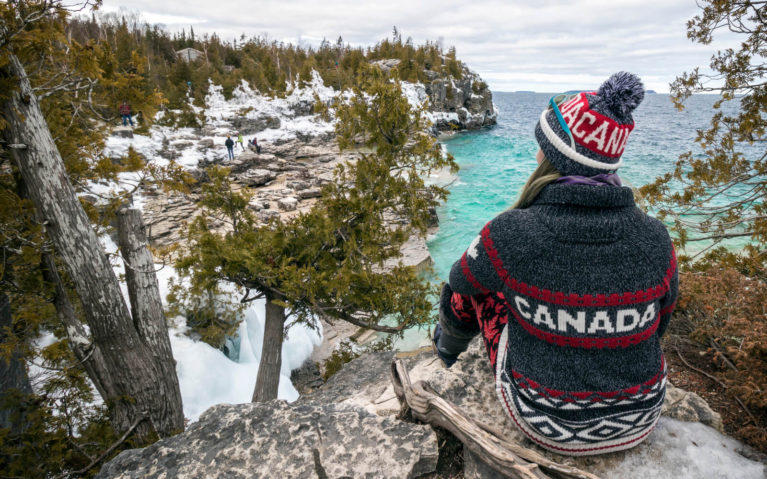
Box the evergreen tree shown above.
[174,69,457,401]
[642,0,767,273]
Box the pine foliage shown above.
[641,1,767,273]
[65,15,465,110]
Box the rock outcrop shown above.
[369,58,497,132]
[426,65,497,132]
[99,337,765,478]
[96,401,438,479]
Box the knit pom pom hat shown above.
[534,72,645,177]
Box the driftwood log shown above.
[390,359,600,479]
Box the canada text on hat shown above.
[557,93,634,158]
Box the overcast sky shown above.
[98,0,733,93]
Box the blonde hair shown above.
[510,157,562,209]
[509,155,642,210]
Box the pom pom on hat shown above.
[596,72,645,122]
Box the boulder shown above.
[96,401,438,479]
[197,138,214,150]
[662,382,723,432]
[287,180,310,191]
[186,168,209,184]
[172,140,194,150]
[237,169,276,187]
[230,114,281,134]
[224,151,262,174]
[370,58,401,73]
[306,339,765,479]
[290,359,324,394]
[248,199,270,211]
[317,172,335,185]
[427,66,497,132]
[289,99,314,117]
[278,197,298,211]
[298,187,322,199]
[96,330,765,479]
[258,210,280,221]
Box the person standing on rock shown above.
[250,137,261,154]
[237,132,245,151]
[431,72,678,456]
[119,101,133,127]
[225,135,235,160]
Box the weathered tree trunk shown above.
[39,252,111,401]
[116,208,184,428]
[252,295,285,402]
[0,293,32,431]
[0,52,182,440]
[15,171,114,403]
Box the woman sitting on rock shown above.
[432,72,678,456]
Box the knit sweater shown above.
[441,182,678,456]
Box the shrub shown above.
[674,265,767,450]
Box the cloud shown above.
[97,0,735,92]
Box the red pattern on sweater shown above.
[479,225,677,307]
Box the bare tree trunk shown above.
[252,295,285,402]
[40,252,111,401]
[116,208,184,428]
[0,293,32,431]
[0,52,182,440]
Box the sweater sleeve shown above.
[657,245,678,339]
[436,283,481,357]
[448,220,505,296]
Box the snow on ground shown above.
[606,418,765,479]
[168,300,321,422]
[203,70,336,143]
[95,70,337,204]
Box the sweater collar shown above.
[533,183,635,208]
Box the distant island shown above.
[646,89,657,94]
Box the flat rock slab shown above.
[97,401,438,479]
[112,126,133,138]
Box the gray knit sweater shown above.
[443,183,678,455]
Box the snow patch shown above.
[606,418,765,479]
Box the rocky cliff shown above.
[424,65,497,132]
[371,58,497,132]
[97,338,765,478]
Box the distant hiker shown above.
[119,101,133,127]
[225,135,235,160]
[237,132,245,151]
[251,137,261,154]
[432,72,677,456]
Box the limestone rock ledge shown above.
[96,401,437,479]
[97,337,765,478]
